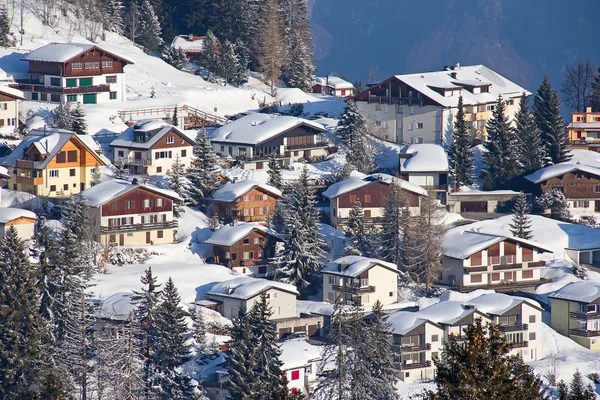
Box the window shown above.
[243,252,250,259]
[126,200,134,209]
[106,75,117,84]
[243,239,250,245]
[225,208,231,215]
[63,184,68,190]
[579,303,587,313]
[349,194,356,203]
[181,149,187,157]
[66,78,77,87]
[40,93,47,101]
[364,194,371,203]
[574,200,589,208]
[529,315,536,323]
[72,62,82,70]
[291,370,300,381]
[67,95,78,102]
[111,202,118,211]
[417,122,424,129]
[389,291,393,297]
[506,99,514,105]
[587,304,597,313]
[375,104,381,111]
[70,168,76,177]
[328,275,336,284]
[143,199,151,208]
[51,94,60,103]
[595,186,600,193]
[220,145,225,152]
[50,185,56,191]
[375,120,382,126]
[117,150,124,158]
[243,195,250,202]
[68,150,77,162]
[79,77,93,87]
[156,198,163,207]
[486,104,495,111]
[85,61,99,69]
[31,93,38,100]
[166,136,174,144]
[157,230,163,239]
[259,207,264,215]
[109,234,116,243]
[471,274,483,283]
[491,273,500,281]
[529,332,536,341]
[49,170,59,178]
[254,238,260,244]
[156,167,162,173]
[432,352,439,360]
[405,372,410,378]
[50,77,61,86]
[109,92,117,100]
[555,186,564,192]
[102,60,114,69]
[56,151,66,163]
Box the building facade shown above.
[568,107,600,145]
[312,76,355,97]
[16,43,132,104]
[0,86,25,136]
[210,180,282,223]
[0,208,37,240]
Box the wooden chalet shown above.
[210,180,283,223]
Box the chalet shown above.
[0,208,37,240]
[399,143,449,201]
[109,120,195,175]
[79,179,181,246]
[312,76,355,97]
[440,230,551,292]
[210,179,282,223]
[567,106,600,150]
[0,85,25,136]
[170,34,205,61]
[15,42,133,104]
[322,173,427,230]
[322,256,399,306]
[447,189,521,214]
[387,293,542,383]
[280,340,322,395]
[549,281,600,350]
[94,292,135,338]
[204,221,282,277]
[2,127,106,198]
[353,63,528,144]
[206,276,299,320]
[524,163,600,212]
[209,113,328,170]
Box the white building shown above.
[0,208,37,240]
[400,143,449,201]
[0,85,25,136]
[322,256,399,306]
[109,120,195,175]
[279,340,322,395]
[313,76,355,97]
[354,63,529,144]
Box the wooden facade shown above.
[213,187,281,223]
[101,187,174,217]
[336,181,420,209]
[212,229,280,270]
[27,48,129,77]
[151,127,195,150]
[537,170,600,200]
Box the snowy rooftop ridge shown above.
[109,122,194,150]
[22,42,134,64]
[209,113,326,145]
[96,292,136,321]
[0,207,37,223]
[322,173,428,199]
[0,84,25,100]
[211,179,282,202]
[79,179,182,207]
[400,144,449,172]
[548,281,600,303]
[524,162,600,184]
[204,222,282,247]
[315,76,354,90]
[170,35,205,52]
[207,276,299,300]
[322,255,398,277]
[279,340,322,371]
[443,230,553,259]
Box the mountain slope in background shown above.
[311,0,600,94]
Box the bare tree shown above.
[561,58,598,112]
[256,0,285,97]
[125,1,140,45]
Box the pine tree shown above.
[162,46,188,70]
[336,100,365,149]
[70,103,87,135]
[51,103,73,130]
[191,306,208,356]
[167,154,189,215]
[218,40,238,85]
[0,8,11,48]
[590,64,600,112]
[447,95,475,189]
[481,95,521,190]
[273,166,324,294]
[0,227,47,398]
[328,163,354,184]
[343,200,373,257]
[537,188,572,222]
[346,134,375,174]
[153,278,196,398]
[267,153,283,190]
[281,0,315,92]
[139,0,163,52]
[187,127,221,207]
[347,304,370,399]
[509,193,533,240]
[413,193,446,290]
[270,198,286,233]
[201,30,220,81]
[256,0,285,96]
[514,93,546,174]
[378,182,405,265]
[533,76,571,165]
[103,0,124,34]
[420,320,546,400]
[566,370,595,400]
[232,38,250,87]
[113,158,125,179]
[227,304,256,399]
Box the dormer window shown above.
[166,136,174,144]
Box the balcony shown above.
[465,266,488,273]
[336,216,384,225]
[285,143,328,151]
[16,175,43,185]
[569,328,600,338]
[421,184,448,192]
[16,159,36,169]
[493,263,523,271]
[331,283,376,294]
[392,343,431,353]
[100,220,178,234]
[499,323,528,333]
[12,82,111,94]
[435,277,553,293]
[367,95,425,107]
[508,341,529,349]
[121,158,151,166]
[396,360,432,370]
[569,311,600,321]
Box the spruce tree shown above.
[590,64,600,112]
[447,95,475,189]
[533,76,571,165]
[201,30,220,81]
[413,193,446,290]
[218,40,238,85]
[336,100,365,148]
[113,158,125,179]
[227,304,256,399]
[347,304,370,399]
[256,0,285,96]
[567,370,596,400]
[270,198,286,234]
[267,153,283,190]
[187,127,221,207]
[509,193,533,240]
[139,0,163,52]
[190,306,208,356]
[103,0,124,34]
[171,106,179,126]
[514,93,546,174]
[281,0,315,92]
[232,38,250,87]
[378,182,405,265]
[481,95,521,190]
[162,47,188,70]
[153,278,195,398]
[0,8,11,48]
[343,200,373,257]
[346,134,375,174]
[167,154,188,215]
[537,188,572,222]
[51,103,73,130]
[70,103,87,135]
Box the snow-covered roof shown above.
[209,113,326,145]
[0,84,25,100]
[443,230,552,259]
[109,121,194,150]
[548,281,600,303]
[0,165,9,178]
[322,173,428,199]
[524,163,600,184]
[390,65,529,108]
[568,122,600,130]
[322,255,398,277]
[204,222,281,247]
[400,144,448,172]
[279,340,322,371]
[211,180,282,202]
[0,207,37,223]
[465,293,543,315]
[79,179,182,207]
[315,76,354,90]
[22,42,134,64]
[449,189,520,197]
[1,128,105,169]
[171,35,205,52]
[207,276,299,300]
[97,292,136,321]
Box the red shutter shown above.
[254,251,259,259]
[291,370,300,380]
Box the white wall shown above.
[0,99,19,135]
[213,288,297,320]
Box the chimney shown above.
[227,285,234,294]
[43,124,47,136]
[326,75,329,86]
[587,106,592,113]
[455,62,460,68]
[232,219,238,226]
[188,33,193,40]
[443,65,449,71]
[450,72,457,79]
[463,304,475,310]
[132,178,138,185]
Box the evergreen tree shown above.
[565,370,596,400]
[103,0,124,34]
[481,95,521,190]
[514,93,546,174]
[162,46,188,70]
[153,278,195,398]
[273,167,324,294]
[91,165,102,186]
[171,106,179,126]
[270,198,286,234]
[70,103,87,135]
[113,158,125,179]
[336,100,365,148]
[0,8,11,48]
[256,0,285,96]
[51,103,73,130]
[232,38,250,87]
[412,193,446,290]
[533,76,571,165]
[346,134,375,174]
[216,0,256,44]
[267,153,283,190]
[347,304,370,399]
[0,227,47,398]
[226,304,256,399]
[419,320,546,400]
[139,0,163,52]
[590,64,600,112]
[201,30,220,81]
[281,0,315,92]
[187,127,221,207]
[378,182,405,265]
[328,163,354,184]
[343,200,373,257]
[558,380,569,400]
[447,95,475,189]
[191,306,208,356]
[537,188,572,222]
[167,154,189,215]
[218,40,238,85]
[509,193,533,240]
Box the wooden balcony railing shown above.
[569,328,600,338]
[569,312,600,321]
[332,284,376,295]
[12,83,111,94]
[465,266,488,273]
[16,159,36,169]
[508,341,529,349]
[435,277,553,293]
[396,360,432,370]
[101,220,177,234]
[392,343,431,353]
[493,262,522,271]
[120,158,151,166]
[499,323,528,333]
[16,175,43,185]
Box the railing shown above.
[331,284,376,294]
[435,277,553,293]
[12,83,111,94]
[396,360,432,370]
[493,262,522,271]
[367,95,425,107]
[392,343,431,352]
[569,312,600,321]
[16,175,43,185]
[100,220,178,234]
[285,143,328,151]
[499,323,528,333]
[569,328,600,337]
[336,217,384,225]
[465,266,488,273]
[120,158,150,166]
[117,105,229,126]
[508,341,529,349]
[527,261,546,268]
[16,159,36,169]
[421,184,448,191]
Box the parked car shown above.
[279,332,294,342]
[292,331,307,340]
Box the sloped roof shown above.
[0,85,25,100]
[22,42,134,64]
[79,179,182,207]
[400,144,449,172]
[322,173,428,199]
[204,222,281,247]
[548,281,600,303]
[322,255,398,277]
[171,35,205,52]
[0,207,37,223]
[211,179,282,202]
[207,276,299,300]
[443,230,552,259]
[279,340,322,371]
[465,293,543,315]
[109,121,195,150]
[209,113,326,145]
[524,163,600,184]
[96,292,136,321]
[315,76,354,90]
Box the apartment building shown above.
[353,63,528,144]
[568,106,600,145]
[0,85,25,136]
[399,143,449,201]
[210,179,283,223]
[322,255,399,306]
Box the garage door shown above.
[460,201,487,213]
[83,93,97,104]
[307,324,319,336]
